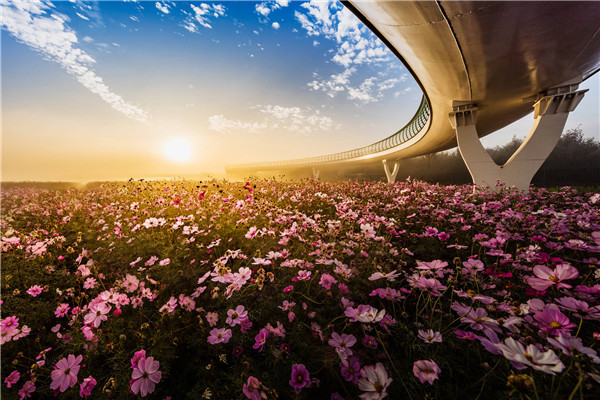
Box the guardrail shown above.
[226,96,430,171]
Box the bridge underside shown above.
[227,1,600,191]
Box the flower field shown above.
[1,179,599,399]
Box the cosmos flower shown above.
[50,354,83,393]
[289,363,310,393]
[497,337,565,374]
[412,360,441,385]
[130,356,162,397]
[527,264,579,291]
[207,328,232,345]
[358,363,393,399]
[418,329,443,343]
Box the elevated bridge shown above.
[226,1,600,190]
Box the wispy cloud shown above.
[295,0,404,105]
[295,0,390,68]
[0,0,149,123]
[308,68,400,104]
[155,2,169,14]
[255,0,289,19]
[182,3,225,32]
[209,105,341,135]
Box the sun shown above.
[163,138,192,163]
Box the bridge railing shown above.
[226,96,430,171]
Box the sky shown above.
[1,0,598,182]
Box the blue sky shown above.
[1,0,598,181]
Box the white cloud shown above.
[295,1,390,68]
[75,12,89,21]
[0,0,148,123]
[308,68,399,104]
[209,105,341,135]
[184,3,225,31]
[82,35,93,43]
[272,22,280,30]
[255,1,289,20]
[155,2,169,14]
[208,115,267,134]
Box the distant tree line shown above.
[364,127,599,187]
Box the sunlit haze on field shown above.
[2,0,599,182]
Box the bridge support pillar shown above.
[312,167,320,180]
[450,86,587,191]
[382,159,400,183]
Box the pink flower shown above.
[26,285,43,297]
[5,370,20,388]
[158,258,171,267]
[413,359,441,385]
[358,362,393,399]
[79,376,96,397]
[418,329,443,343]
[328,332,356,359]
[319,274,337,290]
[18,380,36,399]
[50,354,83,393]
[527,264,579,291]
[253,328,269,352]
[283,286,294,292]
[55,303,70,318]
[83,278,96,289]
[207,327,232,344]
[534,309,577,335]
[130,357,162,397]
[83,302,111,328]
[226,305,248,327]
[243,376,266,400]
[205,312,218,327]
[289,363,310,393]
[131,350,147,368]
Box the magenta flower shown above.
[5,370,20,388]
[55,303,71,318]
[454,330,478,340]
[319,273,337,290]
[50,354,83,393]
[130,349,146,368]
[130,356,162,397]
[18,380,36,399]
[413,359,441,385]
[289,363,310,393]
[358,362,393,399]
[340,357,361,384]
[207,327,232,344]
[26,285,43,297]
[253,328,269,352]
[79,376,96,397]
[243,376,266,400]
[527,264,579,291]
[534,309,576,335]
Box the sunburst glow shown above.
[163,138,192,163]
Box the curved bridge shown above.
[226,1,600,190]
